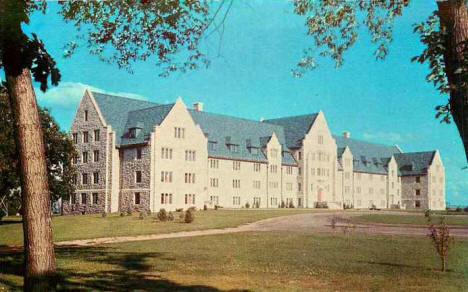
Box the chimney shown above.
[343,131,350,139]
[193,102,203,112]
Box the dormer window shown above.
[208,141,217,151]
[229,144,239,153]
[250,147,258,155]
[129,127,141,139]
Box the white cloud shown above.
[362,131,414,143]
[35,82,147,111]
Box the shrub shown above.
[101,212,107,218]
[245,202,250,209]
[0,208,5,223]
[127,209,133,216]
[120,211,127,217]
[188,206,196,212]
[464,206,468,213]
[203,204,208,211]
[280,201,286,208]
[139,211,147,220]
[168,211,174,221]
[456,207,462,212]
[315,201,328,209]
[425,209,432,222]
[175,208,183,212]
[179,211,185,221]
[157,208,168,221]
[214,205,218,210]
[288,201,294,208]
[343,203,353,209]
[255,201,260,208]
[428,217,453,272]
[184,210,194,223]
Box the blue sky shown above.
[10,1,468,205]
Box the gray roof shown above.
[92,92,160,145]
[190,110,296,164]
[394,151,436,176]
[334,135,402,174]
[91,92,297,164]
[264,114,319,149]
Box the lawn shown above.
[353,214,468,226]
[0,209,324,246]
[1,232,467,291]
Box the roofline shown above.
[86,89,107,126]
[208,155,268,164]
[263,112,320,122]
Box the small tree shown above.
[185,209,194,223]
[288,200,294,208]
[281,201,286,208]
[157,208,168,222]
[428,217,454,272]
[245,202,250,209]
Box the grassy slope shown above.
[1,232,467,291]
[0,209,323,246]
[353,214,468,226]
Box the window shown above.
[82,152,88,163]
[209,159,219,169]
[233,196,241,205]
[210,195,219,205]
[185,173,196,184]
[81,193,87,204]
[93,172,99,184]
[174,127,185,138]
[136,147,142,160]
[356,173,361,180]
[83,131,89,143]
[233,161,241,171]
[210,178,219,188]
[208,141,217,151]
[232,179,240,188]
[270,197,278,206]
[71,194,77,204]
[185,150,196,161]
[161,147,173,159]
[416,176,420,183]
[318,135,323,144]
[298,167,302,176]
[93,150,99,162]
[415,189,421,196]
[253,180,261,189]
[82,173,88,184]
[72,173,78,185]
[286,166,292,174]
[250,147,258,155]
[73,155,78,164]
[298,183,302,191]
[73,133,78,144]
[229,144,239,153]
[84,110,88,121]
[415,200,421,208]
[161,171,173,183]
[269,181,279,189]
[135,171,142,183]
[185,194,196,204]
[254,163,261,172]
[94,129,100,142]
[253,197,261,207]
[269,165,278,173]
[134,192,140,205]
[92,193,99,205]
[298,152,302,160]
[161,193,173,204]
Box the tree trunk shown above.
[442,256,446,272]
[6,69,56,291]
[437,0,468,161]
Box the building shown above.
[64,89,446,214]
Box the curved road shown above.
[55,211,468,247]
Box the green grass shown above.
[1,232,467,291]
[0,209,324,246]
[353,214,468,226]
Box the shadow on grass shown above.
[0,246,250,291]
[0,219,22,225]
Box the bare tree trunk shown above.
[442,256,446,272]
[437,0,468,161]
[6,69,56,291]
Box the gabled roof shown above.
[264,114,319,149]
[394,151,436,176]
[334,135,402,174]
[91,92,159,145]
[120,104,174,146]
[189,110,295,164]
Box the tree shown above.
[0,0,218,289]
[428,217,454,271]
[0,90,76,216]
[293,0,468,162]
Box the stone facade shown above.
[65,89,447,214]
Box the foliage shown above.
[464,206,468,212]
[138,211,146,220]
[157,208,168,222]
[292,0,410,77]
[315,201,329,209]
[428,217,454,271]
[0,91,76,206]
[0,207,5,222]
[184,209,194,223]
[245,202,250,209]
[101,212,107,218]
[120,212,127,217]
[203,204,207,211]
[288,200,295,208]
[344,203,354,209]
[455,206,462,212]
[167,211,174,221]
[214,205,218,210]
[281,201,286,208]
[58,0,212,77]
